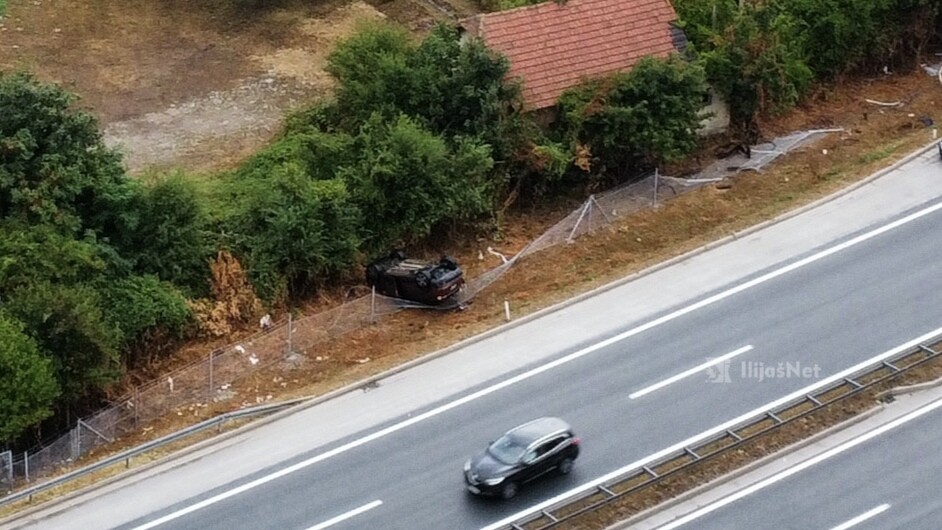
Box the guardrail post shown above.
[24,451,29,483]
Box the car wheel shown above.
[415,271,430,288]
[558,457,574,475]
[500,481,518,500]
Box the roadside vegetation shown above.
[1,0,941,459]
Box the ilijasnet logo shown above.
[706,360,822,383]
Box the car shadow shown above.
[461,470,583,525]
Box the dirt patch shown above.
[0,0,393,173]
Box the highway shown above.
[641,393,942,530]
[6,148,942,530]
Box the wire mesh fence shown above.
[0,451,12,494]
[0,128,836,494]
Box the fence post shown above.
[0,450,11,490]
[653,167,659,207]
[24,450,29,483]
[567,197,593,243]
[72,424,81,460]
[371,286,376,324]
[287,313,293,355]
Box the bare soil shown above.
[0,0,445,173]
[3,0,942,513]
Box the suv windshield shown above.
[487,435,527,465]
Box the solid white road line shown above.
[136,200,942,530]
[629,345,753,399]
[653,402,941,530]
[479,325,942,530]
[829,504,891,530]
[305,500,382,530]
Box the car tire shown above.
[500,481,518,500]
[558,457,574,475]
[415,271,430,288]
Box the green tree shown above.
[0,72,136,241]
[558,56,709,174]
[97,275,192,366]
[0,312,59,443]
[4,282,120,402]
[325,22,417,128]
[0,220,113,291]
[120,174,212,296]
[692,2,812,127]
[338,114,493,252]
[226,153,362,302]
[327,23,521,158]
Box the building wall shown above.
[698,88,731,136]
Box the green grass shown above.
[858,140,905,165]
[0,0,6,18]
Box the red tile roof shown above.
[461,0,683,110]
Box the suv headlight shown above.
[483,477,505,486]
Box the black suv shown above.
[365,251,464,305]
[464,417,580,499]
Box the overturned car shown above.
[365,251,465,305]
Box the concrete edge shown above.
[876,373,942,400]
[6,138,937,523]
[606,404,886,530]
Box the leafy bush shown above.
[0,72,135,241]
[674,0,938,126]
[225,152,362,302]
[558,56,709,174]
[338,114,494,252]
[327,23,520,159]
[120,173,213,296]
[674,1,811,127]
[4,282,120,401]
[0,312,59,443]
[0,221,112,290]
[97,275,192,364]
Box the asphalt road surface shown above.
[7,148,942,530]
[647,394,942,530]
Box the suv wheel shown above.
[415,271,430,288]
[501,481,518,500]
[558,457,574,475]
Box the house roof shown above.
[461,0,685,110]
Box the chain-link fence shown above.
[1,129,835,494]
[0,451,12,494]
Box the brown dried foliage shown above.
[187,251,263,337]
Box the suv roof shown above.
[507,417,572,445]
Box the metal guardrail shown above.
[0,398,308,508]
[497,335,942,530]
